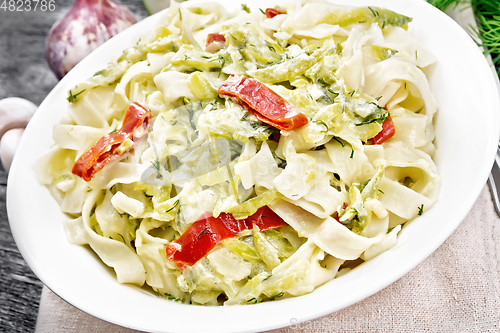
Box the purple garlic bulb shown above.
[45,0,137,80]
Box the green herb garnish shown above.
[67,89,86,103]
[427,0,466,11]
[241,3,250,13]
[151,159,161,174]
[157,289,182,302]
[166,200,180,213]
[197,227,216,240]
[164,293,182,302]
[315,120,329,133]
[418,204,424,216]
[333,137,345,147]
[355,111,390,127]
[317,78,329,86]
[218,55,226,78]
[428,0,500,75]
[368,6,379,17]
[269,292,284,299]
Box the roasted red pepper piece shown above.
[265,7,287,18]
[205,33,226,53]
[72,102,151,182]
[206,33,226,44]
[166,206,287,270]
[370,116,395,145]
[333,202,348,223]
[218,75,309,131]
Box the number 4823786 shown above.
[1,0,56,11]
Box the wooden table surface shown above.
[0,1,148,331]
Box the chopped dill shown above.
[315,120,329,133]
[317,78,329,86]
[355,111,389,126]
[117,233,126,243]
[241,3,250,13]
[67,89,86,103]
[197,227,216,240]
[333,137,345,147]
[151,159,161,174]
[418,204,424,216]
[157,289,182,302]
[218,55,226,78]
[166,200,180,213]
[164,293,182,302]
[368,6,379,17]
[230,148,241,157]
[269,292,284,299]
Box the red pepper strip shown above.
[369,116,395,145]
[72,102,151,182]
[166,206,287,270]
[218,75,309,131]
[265,7,287,19]
[333,202,348,223]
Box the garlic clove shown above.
[0,97,37,140]
[0,128,24,172]
[46,0,137,80]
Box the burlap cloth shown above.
[34,3,500,333]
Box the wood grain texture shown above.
[0,0,149,331]
[0,167,44,333]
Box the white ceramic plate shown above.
[7,0,500,332]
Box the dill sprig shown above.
[428,0,500,75]
[67,89,86,103]
[241,3,250,13]
[418,204,424,216]
[472,0,500,75]
[427,0,467,11]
